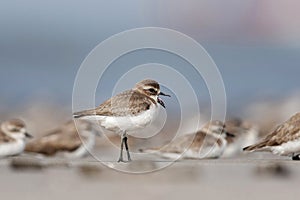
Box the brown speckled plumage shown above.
[25,120,91,155]
[244,113,300,151]
[155,130,224,154]
[142,121,227,154]
[74,90,155,117]
[0,130,15,143]
[0,119,26,143]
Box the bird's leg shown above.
[124,135,132,162]
[118,134,125,162]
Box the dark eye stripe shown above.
[148,88,156,93]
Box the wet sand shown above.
[0,152,299,200]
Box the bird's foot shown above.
[118,157,125,163]
[117,157,131,163]
[117,159,131,163]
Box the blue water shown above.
[1,1,300,114]
[1,45,300,115]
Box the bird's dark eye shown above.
[148,88,156,93]
[10,128,19,132]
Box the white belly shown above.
[0,140,25,158]
[197,141,227,159]
[154,145,225,160]
[270,139,300,156]
[86,104,159,133]
[154,138,227,160]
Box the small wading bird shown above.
[25,120,99,158]
[0,119,32,158]
[140,120,235,159]
[73,79,170,162]
[243,112,300,160]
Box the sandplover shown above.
[0,119,32,158]
[243,112,300,160]
[25,120,99,158]
[140,120,234,159]
[73,79,170,162]
[222,119,259,158]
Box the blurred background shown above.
[1,1,300,200]
[1,1,300,129]
[1,1,300,138]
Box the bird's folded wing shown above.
[0,130,14,144]
[264,122,300,146]
[25,130,83,155]
[155,133,198,153]
[74,90,153,117]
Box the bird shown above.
[139,120,234,160]
[73,79,170,162]
[0,119,32,158]
[243,112,300,160]
[222,119,259,158]
[25,120,100,158]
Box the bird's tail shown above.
[73,109,96,119]
[243,141,268,152]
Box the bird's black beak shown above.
[158,91,170,108]
[25,132,33,138]
[159,92,171,97]
[225,132,235,138]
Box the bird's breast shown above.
[0,139,25,157]
[98,104,159,132]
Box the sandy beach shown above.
[0,152,298,200]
